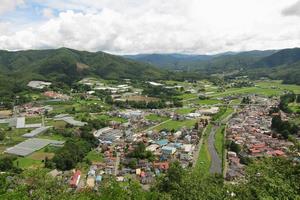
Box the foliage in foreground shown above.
[0,157,299,200]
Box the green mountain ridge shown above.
[0,48,167,82]
[125,48,300,85]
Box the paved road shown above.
[208,126,222,174]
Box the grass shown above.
[94,114,127,123]
[85,150,104,163]
[214,125,225,157]
[28,152,55,160]
[1,128,34,147]
[145,114,169,122]
[255,80,300,94]
[219,107,234,122]
[14,157,43,169]
[229,98,241,105]
[154,119,196,131]
[288,103,300,113]
[46,120,67,129]
[38,133,66,141]
[195,99,221,105]
[195,142,211,175]
[177,93,198,100]
[26,117,42,124]
[175,108,195,114]
[208,80,300,98]
[194,124,212,175]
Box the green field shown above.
[145,114,169,122]
[214,125,225,157]
[194,124,212,175]
[229,98,241,105]
[85,150,104,163]
[14,157,43,169]
[154,119,196,131]
[289,103,300,113]
[207,81,300,98]
[38,133,66,141]
[177,93,198,100]
[256,80,300,93]
[26,117,43,124]
[195,99,221,105]
[219,107,234,122]
[175,108,196,114]
[94,114,127,123]
[46,120,67,129]
[0,127,34,149]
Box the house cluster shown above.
[17,103,53,116]
[79,78,133,94]
[226,102,294,181]
[43,91,70,100]
[84,112,205,186]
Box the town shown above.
[0,77,299,191]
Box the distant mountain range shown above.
[124,50,278,70]
[0,47,300,98]
[124,48,300,85]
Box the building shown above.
[70,170,81,188]
[197,107,219,115]
[161,146,176,155]
[86,176,95,188]
[27,81,51,89]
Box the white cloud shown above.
[0,0,24,15]
[42,8,54,19]
[282,0,300,17]
[0,0,300,54]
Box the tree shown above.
[0,131,5,141]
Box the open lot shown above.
[124,95,159,102]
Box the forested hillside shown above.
[126,48,300,85]
[0,48,171,101]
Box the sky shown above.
[0,0,300,54]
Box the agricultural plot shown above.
[194,99,222,105]
[175,108,195,114]
[177,93,198,100]
[123,95,159,102]
[14,157,43,169]
[145,114,169,122]
[93,114,127,123]
[153,119,196,131]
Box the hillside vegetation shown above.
[126,48,300,85]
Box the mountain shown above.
[0,48,169,81]
[124,53,212,70]
[253,48,300,68]
[124,48,300,85]
[124,50,277,71]
[0,48,172,99]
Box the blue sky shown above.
[0,0,300,54]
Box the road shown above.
[114,152,120,176]
[207,126,222,174]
